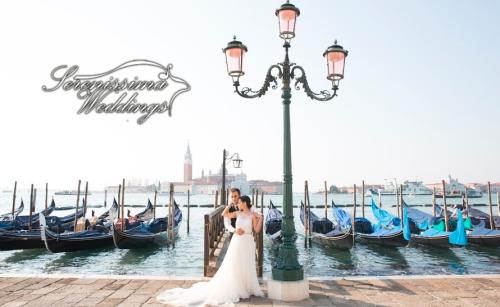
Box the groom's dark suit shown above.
[228,203,238,228]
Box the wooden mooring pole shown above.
[29,184,34,231]
[261,191,264,216]
[258,190,264,277]
[204,213,209,276]
[104,189,107,208]
[45,183,48,210]
[117,184,121,219]
[153,189,157,219]
[33,188,37,211]
[255,189,259,210]
[442,180,449,232]
[304,181,308,248]
[168,183,174,246]
[254,189,263,277]
[117,185,121,218]
[353,184,357,246]
[361,180,365,218]
[497,192,500,216]
[84,181,88,216]
[488,182,495,229]
[396,186,400,218]
[400,184,404,222]
[305,181,312,247]
[465,187,469,210]
[324,181,328,218]
[121,178,125,229]
[432,187,436,217]
[74,180,81,230]
[11,181,17,215]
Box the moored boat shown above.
[40,199,119,253]
[0,201,24,222]
[0,229,45,250]
[0,200,56,230]
[355,199,408,247]
[111,201,182,249]
[300,201,353,250]
[265,200,282,241]
[467,227,500,247]
[0,205,86,251]
[407,201,467,248]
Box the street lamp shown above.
[221,149,243,206]
[223,0,348,296]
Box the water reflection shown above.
[4,248,46,263]
[410,245,466,274]
[466,245,500,261]
[315,245,354,271]
[119,246,163,266]
[363,244,409,272]
[45,247,114,272]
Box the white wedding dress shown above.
[157,211,264,306]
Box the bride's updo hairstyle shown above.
[239,195,252,209]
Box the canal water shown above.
[0,191,499,277]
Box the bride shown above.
[157,195,264,306]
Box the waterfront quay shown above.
[0,274,498,306]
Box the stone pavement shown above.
[0,274,498,306]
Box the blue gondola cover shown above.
[403,206,411,241]
[449,209,467,246]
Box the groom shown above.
[224,188,245,236]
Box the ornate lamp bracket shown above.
[291,66,338,101]
[233,65,283,99]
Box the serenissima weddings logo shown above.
[42,59,190,124]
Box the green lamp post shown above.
[223,0,348,284]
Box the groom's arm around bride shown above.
[224,188,245,235]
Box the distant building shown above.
[105,184,156,193]
[466,183,486,192]
[248,180,282,195]
[184,143,192,183]
[489,182,500,194]
[157,144,288,195]
[158,144,252,195]
[339,185,382,194]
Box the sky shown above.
[0,0,499,191]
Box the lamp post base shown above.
[267,278,309,302]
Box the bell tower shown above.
[184,143,192,183]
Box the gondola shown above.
[135,199,154,221]
[300,201,354,250]
[265,200,282,241]
[407,201,467,248]
[0,201,24,222]
[111,201,182,249]
[0,200,56,230]
[355,199,408,247]
[40,199,120,253]
[467,207,500,230]
[0,201,85,251]
[0,229,45,250]
[467,227,500,247]
[457,207,500,247]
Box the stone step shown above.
[214,247,222,257]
